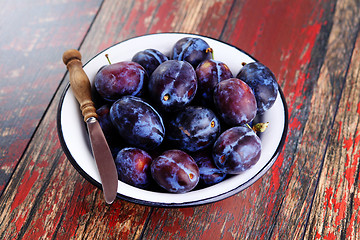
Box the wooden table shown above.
[1,0,359,239]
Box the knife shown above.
[62,49,118,204]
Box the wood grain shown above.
[0,80,151,239]
[271,0,360,239]
[0,0,359,239]
[305,13,360,239]
[0,0,102,194]
[141,0,338,239]
[0,0,151,239]
[79,0,234,62]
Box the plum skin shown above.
[195,59,233,106]
[171,37,212,68]
[115,147,152,189]
[150,149,199,193]
[213,78,257,126]
[96,104,118,143]
[132,49,169,76]
[148,60,197,112]
[110,95,165,150]
[94,61,147,102]
[166,106,221,152]
[236,62,278,114]
[212,126,261,174]
[192,150,227,186]
[96,104,124,157]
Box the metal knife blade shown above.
[62,49,118,204]
[87,117,118,204]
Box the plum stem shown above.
[206,48,214,59]
[105,54,112,65]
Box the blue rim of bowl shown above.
[57,32,289,207]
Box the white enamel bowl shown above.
[57,33,288,207]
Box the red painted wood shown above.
[0,0,102,193]
[305,25,360,239]
[141,0,331,239]
[0,84,151,239]
[0,0,359,239]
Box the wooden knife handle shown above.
[63,49,97,122]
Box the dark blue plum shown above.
[92,81,108,108]
[151,149,199,193]
[192,150,226,186]
[95,61,147,102]
[148,60,197,112]
[212,126,261,174]
[110,96,165,150]
[195,59,233,106]
[132,49,169,76]
[213,78,257,126]
[115,147,152,189]
[96,104,117,143]
[166,106,220,152]
[171,37,212,68]
[236,62,278,114]
[96,104,124,156]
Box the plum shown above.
[95,61,147,101]
[166,106,220,152]
[115,147,152,189]
[213,78,257,126]
[110,95,164,150]
[171,37,212,68]
[237,62,278,114]
[151,149,199,193]
[132,49,168,76]
[212,126,261,174]
[148,60,197,112]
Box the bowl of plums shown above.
[57,33,288,207]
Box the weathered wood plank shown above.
[141,0,335,239]
[270,0,360,239]
[304,15,360,239]
[0,80,151,239]
[0,0,102,194]
[80,0,233,62]
[0,0,153,239]
[0,0,235,238]
[1,0,358,239]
